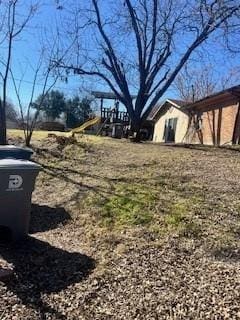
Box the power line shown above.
[7,77,81,93]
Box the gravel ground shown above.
[1,136,240,319]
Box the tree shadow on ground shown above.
[161,142,240,154]
[211,245,240,263]
[0,236,95,319]
[30,204,71,234]
[219,145,240,153]
[39,162,147,189]
[161,143,217,152]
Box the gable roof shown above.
[168,99,187,108]
[147,104,161,120]
[184,85,240,110]
[149,98,187,121]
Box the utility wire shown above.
[4,77,81,93]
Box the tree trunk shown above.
[133,129,142,142]
[0,101,7,145]
[130,118,142,142]
[25,132,32,147]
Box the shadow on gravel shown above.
[161,143,240,154]
[30,204,71,234]
[0,236,95,319]
[212,246,240,262]
[161,143,216,152]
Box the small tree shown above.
[11,51,60,147]
[0,0,38,144]
[34,90,66,121]
[5,100,19,123]
[65,96,92,128]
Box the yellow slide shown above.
[71,117,101,134]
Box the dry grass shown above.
[7,129,71,140]
[7,129,104,144]
[1,135,240,319]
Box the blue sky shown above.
[3,0,240,113]
[8,3,81,101]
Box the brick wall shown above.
[186,101,240,145]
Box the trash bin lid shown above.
[0,145,33,153]
[0,159,41,170]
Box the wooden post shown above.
[100,98,103,121]
[216,108,222,146]
[0,98,7,145]
[232,102,240,144]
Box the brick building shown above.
[184,85,240,145]
[151,85,240,146]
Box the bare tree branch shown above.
[0,0,39,144]
[56,0,240,140]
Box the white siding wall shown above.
[153,106,189,143]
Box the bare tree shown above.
[174,64,240,102]
[0,0,39,144]
[55,0,240,141]
[11,48,61,147]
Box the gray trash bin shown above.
[0,159,41,240]
[0,145,33,160]
[112,123,123,139]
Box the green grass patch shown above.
[180,221,202,238]
[84,181,203,239]
[163,198,202,237]
[98,183,158,228]
[164,200,189,227]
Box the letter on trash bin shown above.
[8,175,23,189]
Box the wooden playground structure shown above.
[72,91,133,138]
[71,91,153,140]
